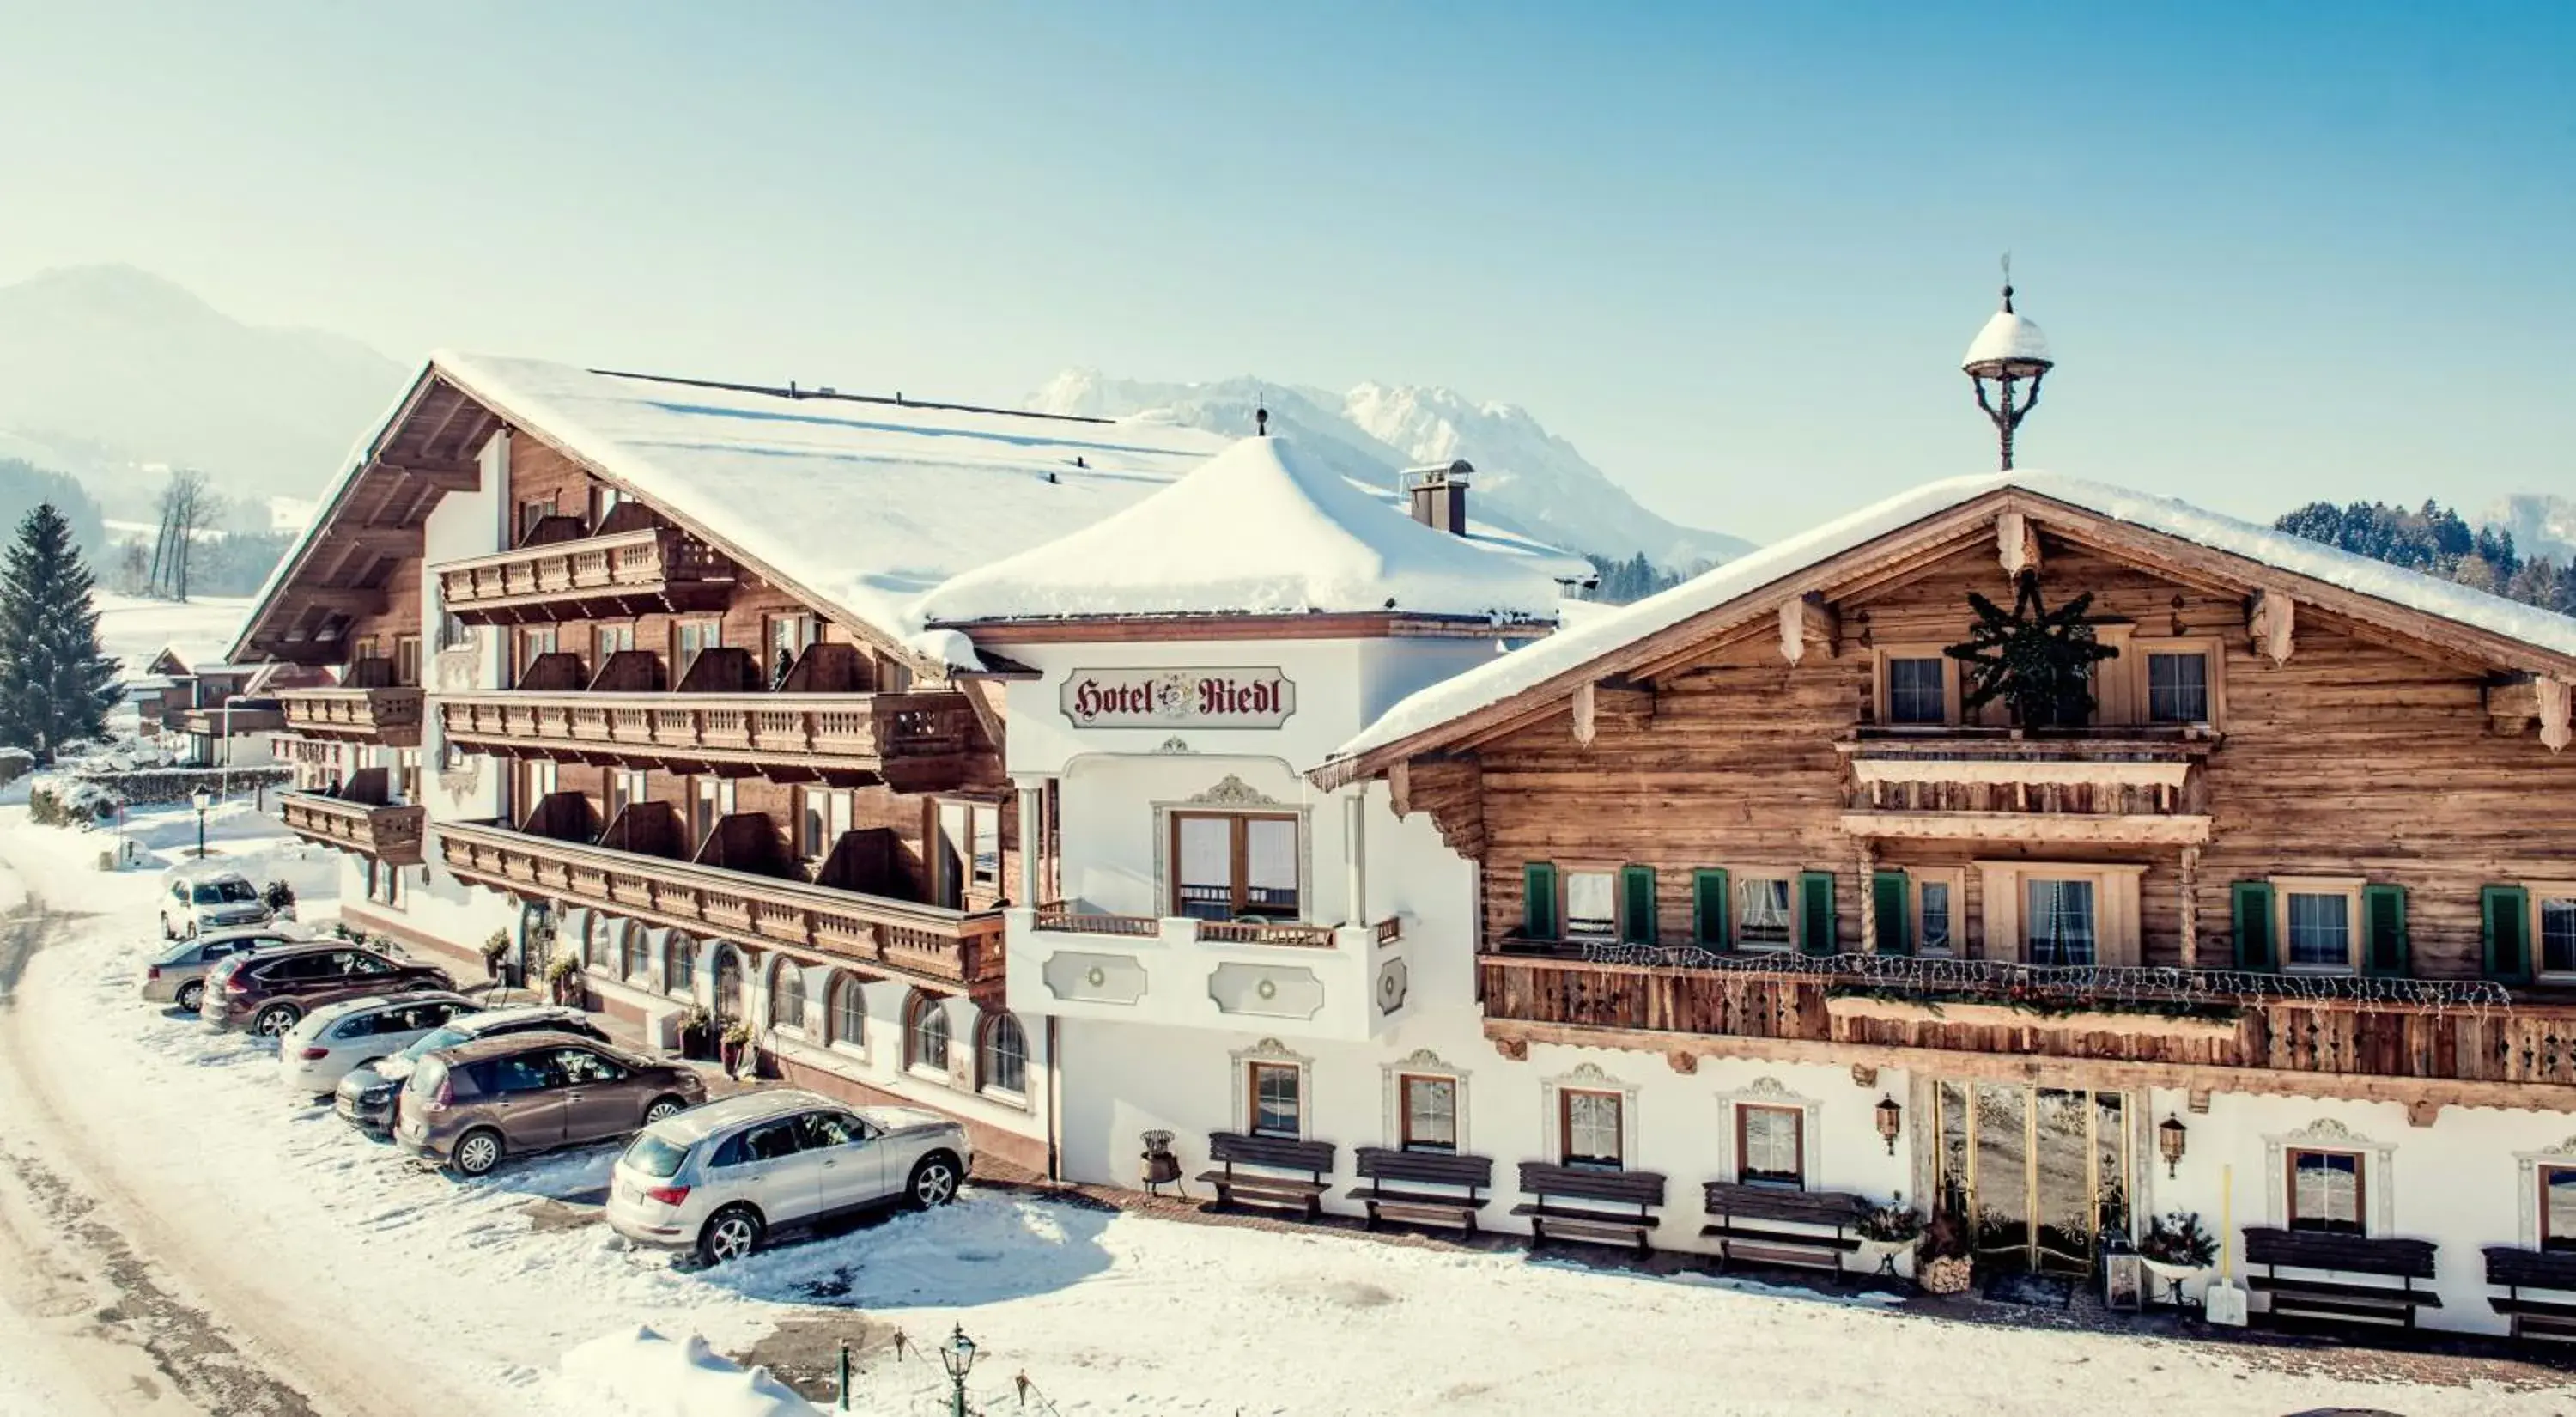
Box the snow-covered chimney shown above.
[1404,460,1473,536]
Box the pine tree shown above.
[0,502,121,762]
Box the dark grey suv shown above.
[333,1006,610,1134]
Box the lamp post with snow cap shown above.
[939,1324,977,1417]
[190,786,213,858]
[1961,259,2054,471]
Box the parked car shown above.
[159,866,276,939]
[393,1032,705,1178]
[138,924,307,1013]
[276,992,477,1095]
[199,942,455,1037]
[605,1089,969,1265]
[334,1006,610,1134]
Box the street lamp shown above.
[938,1325,978,1417]
[1961,259,2055,471]
[190,786,214,858]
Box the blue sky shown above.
[2,2,2569,544]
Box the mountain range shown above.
[0,265,408,516]
[1030,370,1753,570]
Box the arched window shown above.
[829,974,865,1049]
[664,932,698,998]
[581,911,610,969]
[621,921,652,983]
[905,991,951,1074]
[978,1011,1028,1098]
[769,961,807,1031]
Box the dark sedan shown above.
[200,942,456,1037]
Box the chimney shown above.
[1403,460,1473,536]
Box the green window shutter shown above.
[1522,862,1558,941]
[2483,885,2533,985]
[1620,864,1658,945]
[1692,868,1731,949]
[1798,871,1838,956]
[1872,871,1912,955]
[2360,885,2409,978]
[2230,881,2275,972]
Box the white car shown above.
[605,1089,970,1265]
[278,992,478,1095]
[159,866,276,939]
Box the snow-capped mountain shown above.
[0,265,409,510]
[2486,493,2576,565]
[1032,370,1750,570]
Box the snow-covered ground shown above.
[0,802,2560,1417]
[92,592,254,676]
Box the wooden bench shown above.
[2484,1245,2576,1342]
[1699,1183,1869,1274]
[1195,1132,1335,1219]
[2242,1227,2440,1329]
[1510,1162,1666,1253]
[1351,1148,1492,1233]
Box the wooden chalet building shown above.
[1310,472,2576,1329]
[230,352,1224,1169]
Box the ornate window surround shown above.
[1151,769,1314,922]
[1712,1075,1825,1189]
[2263,1116,2396,1234]
[1380,1048,1471,1154]
[2515,1134,2576,1248]
[1230,1037,1314,1140]
[1539,1061,1639,1168]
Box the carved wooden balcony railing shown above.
[169,703,288,737]
[1836,729,2213,846]
[437,690,976,789]
[434,526,735,624]
[1029,909,1358,949]
[438,820,1004,989]
[1478,946,2576,1104]
[276,790,427,866]
[277,687,425,747]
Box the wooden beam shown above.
[1777,592,1838,664]
[1839,810,2212,846]
[2249,587,2295,666]
[1387,758,1412,818]
[2407,1099,2443,1128]
[1485,1018,2576,1115]
[1571,678,1599,746]
[1997,510,2039,578]
[374,459,481,491]
[2544,677,2573,754]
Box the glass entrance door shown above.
[1938,1082,2132,1275]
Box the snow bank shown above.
[1327,470,2576,768]
[918,435,1563,624]
[562,1326,822,1417]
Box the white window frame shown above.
[1910,867,1965,958]
[1975,861,2147,967]
[1562,866,1620,942]
[1230,1037,1313,1141]
[2263,1117,2395,1236]
[765,958,811,1039]
[2527,883,2576,983]
[1732,871,1798,953]
[2271,875,2366,976]
[1540,1061,1639,1170]
[2133,636,2226,728]
[1381,1049,1470,1155]
[1714,1075,1824,1190]
[824,971,869,1061]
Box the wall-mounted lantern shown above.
[1874,1095,1903,1155]
[2159,1114,2189,1177]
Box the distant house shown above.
[128,644,328,767]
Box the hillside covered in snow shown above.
[1030,370,1752,571]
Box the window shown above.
[1737,1104,1805,1188]
[595,622,636,659]
[1400,1074,1458,1153]
[514,626,556,683]
[586,483,623,529]
[2025,878,2097,966]
[769,964,806,1031]
[2287,1149,2366,1235]
[905,992,951,1074]
[1563,870,1618,940]
[2537,891,2576,979]
[690,777,733,847]
[393,635,421,689]
[1917,873,1957,957]
[2146,650,2209,725]
[1736,876,1794,951]
[978,1012,1027,1098]
[621,922,651,983]
[518,496,557,542]
[608,769,647,822]
[799,788,853,860]
[397,749,422,806]
[1886,657,1947,726]
[935,800,1006,909]
[436,610,471,651]
[1248,1061,1301,1139]
[663,932,697,998]
[365,859,403,907]
[2543,1165,2576,1255]
[1171,812,1299,921]
[2272,877,2365,975]
[673,619,720,677]
[828,974,864,1049]
[581,913,611,970]
[767,613,817,688]
[1559,1089,1624,1170]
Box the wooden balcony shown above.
[437,819,1003,991]
[169,702,287,737]
[1478,946,2576,1110]
[277,687,425,747]
[279,790,427,866]
[437,690,976,789]
[434,526,734,624]
[1837,729,2213,846]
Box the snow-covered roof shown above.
[1323,470,2576,772]
[1961,309,2051,369]
[917,435,1566,626]
[429,354,1236,667]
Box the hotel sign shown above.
[1060,667,1297,729]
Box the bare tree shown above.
[116,539,148,595]
[149,470,213,601]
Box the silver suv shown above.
[605,1089,970,1265]
[160,867,276,939]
